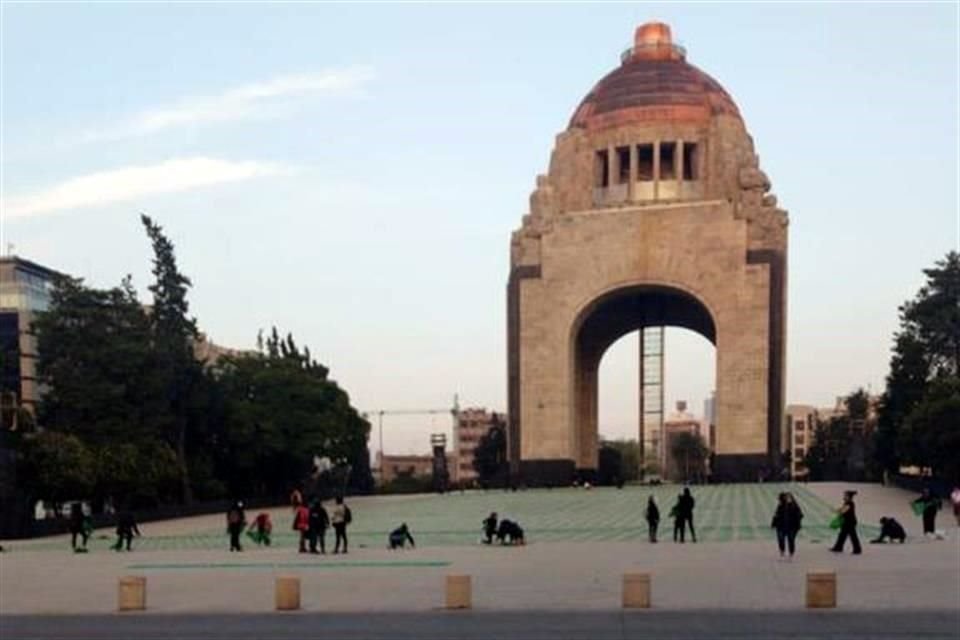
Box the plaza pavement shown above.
[1,482,957,618]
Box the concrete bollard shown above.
[806,571,837,608]
[275,576,301,611]
[445,574,472,609]
[118,576,146,612]
[622,573,651,609]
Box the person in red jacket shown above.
[293,503,310,553]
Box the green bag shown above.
[910,500,926,517]
[828,513,843,530]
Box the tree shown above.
[472,416,507,485]
[597,444,623,486]
[669,432,708,483]
[17,432,95,511]
[141,215,201,503]
[898,377,960,482]
[599,439,640,482]
[876,251,960,476]
[213,328,372,499]
[35,276,164,446]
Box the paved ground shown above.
[3,611,959,640]
[1,482,957,617]
[2,482,889,552]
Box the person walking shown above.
[308,499,329,554]
[69,502,90,552]
[250,512,273,546]
[113,510,141,551]
[671,494,683,542]
[830,490,862,555]
[331,496,351,554]
[677,487,697,543]
[645,496,660,543]
[913,488,943,539]
[771,492,803,559]
[293,502,310,553]
[226,501,246,552]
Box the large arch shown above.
[570,285,716,473]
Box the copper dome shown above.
[569,23,742,131]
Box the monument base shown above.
[519,459,575,487]
[711,454,771,482]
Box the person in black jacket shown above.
[113,510,141,551]
[645,496,660,543]
[676,488,697,543]
[831,490,862,555]
[913,488,942,538]
[870,517,907,544]
[771,492,803,558]
[388,523,416,549]
[482,512,498,545]
[69,502,89,552]
[226,501,246,552]
[308,499,329,554]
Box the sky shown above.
[1,3,957,455]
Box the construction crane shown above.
[364,395,460,471]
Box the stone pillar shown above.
[622,573,651,608]
[118,576,146,612]
[653,140,661,200]
[445,575,472,609]
[275,576,301,611]
[628,144,637,201]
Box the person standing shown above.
[913,488,943,538]
[482,512,498,544]
[293,502,310,553]
[645,496,660,543]
[69,502,90,552]
[113,510,141,552]
[771,492,803,559]
[671,494,683,542]
[951,486,960,527]
[308,499,329,554]
[830,490,862,555]
[226,501,246,552]
[677,487,697,543]
[331,496,351,554]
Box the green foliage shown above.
[669,431,709,483]
[805,388,873,481]
[213,327,372,498]
[898,376,960,482]
[141,214,202,502]
[24,216,373,512]
[599,439,640,482]
[876,251,960,476]
[17,432,96,505]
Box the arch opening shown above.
[572,285,717,475]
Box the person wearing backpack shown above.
[226,501,246,552]
[331,496,351,554]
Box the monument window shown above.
[659,142,676,180]
[616,146,631,184]
[594,150,610,188]
[683,142,699,180]
[637,144,654,181]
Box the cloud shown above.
[2,157,290,218]
[80,66,374,142]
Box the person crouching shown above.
[388,523,416,550]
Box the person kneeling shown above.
[389,523,415,550]
[496,519,525,546]
[870,517,906,544]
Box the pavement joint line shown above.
[126,560,453,570]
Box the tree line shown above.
[13,215,372,515]
[806,251,959,484]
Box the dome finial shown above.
[631,22,684,61]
